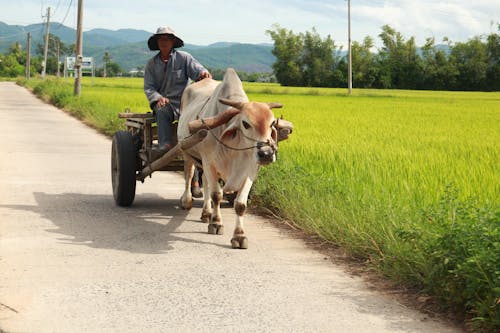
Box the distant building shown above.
[128,68,144,77]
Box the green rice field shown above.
[18,76,499,330]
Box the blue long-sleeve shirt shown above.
[144,49,207,113]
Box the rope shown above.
[208,129,262,151]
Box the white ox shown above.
[177,68,283,249]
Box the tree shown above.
[421,37,458,90]
[300,28,336,87]
[403,36,424,89]
[0,54,24,77]
[351,36,376,88]
[377,25,423,89]
[0,42,28,77]
[266,24,303,86]
[35,34,71,75]
[266,25,346,87]
[485,28,500,91]
[451,37,488,90]
[8,42,25,65]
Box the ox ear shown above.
[267,102,283,109]
[221,124,239,142]
[219,98,244,110]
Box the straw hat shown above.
[147,27,184,50]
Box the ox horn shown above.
[219,98,245,110]
[188,108,240,134]
[267,102,283,109]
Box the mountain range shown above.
[0,22,275,73]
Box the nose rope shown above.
[183,127,276,152]
[208,129,272,151]
[239,130,278,150]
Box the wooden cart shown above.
[111,110,208,206]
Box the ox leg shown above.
[205,168,224,235]
[180,157,195,210]
[200,172,212,223]
[231,177,253,249]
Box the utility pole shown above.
[348,0,352,95]
[52,38,60,77]
[42,7,51,79]
[26,32,31,79]
[74,0,83,96]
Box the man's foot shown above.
[150,144,172,160]
[191,185,203,198]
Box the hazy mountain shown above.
[0,21,275,72]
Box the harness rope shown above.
[207,128,275,151]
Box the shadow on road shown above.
[1,192,229,253]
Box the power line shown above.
[53,0,62,16]
[52,0,74,30]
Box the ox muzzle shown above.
[256,140,277,165]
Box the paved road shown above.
[0,82,459,332]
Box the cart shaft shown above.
[139,129,208,179]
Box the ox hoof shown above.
[208,224,224,235]
[231,236,248,249]
[180,197,192,210]
[200,212,211,224]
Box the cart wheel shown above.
[111,131,137,206]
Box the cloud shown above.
[344,0,498,47]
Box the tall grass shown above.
[251,90,499,331]
[20,77,147,135]
[17,76,499,331]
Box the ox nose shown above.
[257,146,276,165]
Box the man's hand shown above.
[197,71,212,81]
[156,96,169,108]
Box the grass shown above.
[251,89,499,331]
[16,76,500,331]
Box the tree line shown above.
[266,24,499,91]
[0,34,124,78]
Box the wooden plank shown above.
[125,121,143,130]
[123,117,155,125]
[119,112,154,119]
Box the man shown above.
[144,26,210,197]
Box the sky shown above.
[1,0,498,48]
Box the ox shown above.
[177,68,284,249]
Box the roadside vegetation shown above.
[15,76,500,331]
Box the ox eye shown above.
[242,120,252,130]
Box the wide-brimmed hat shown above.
[147,27,184,50]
